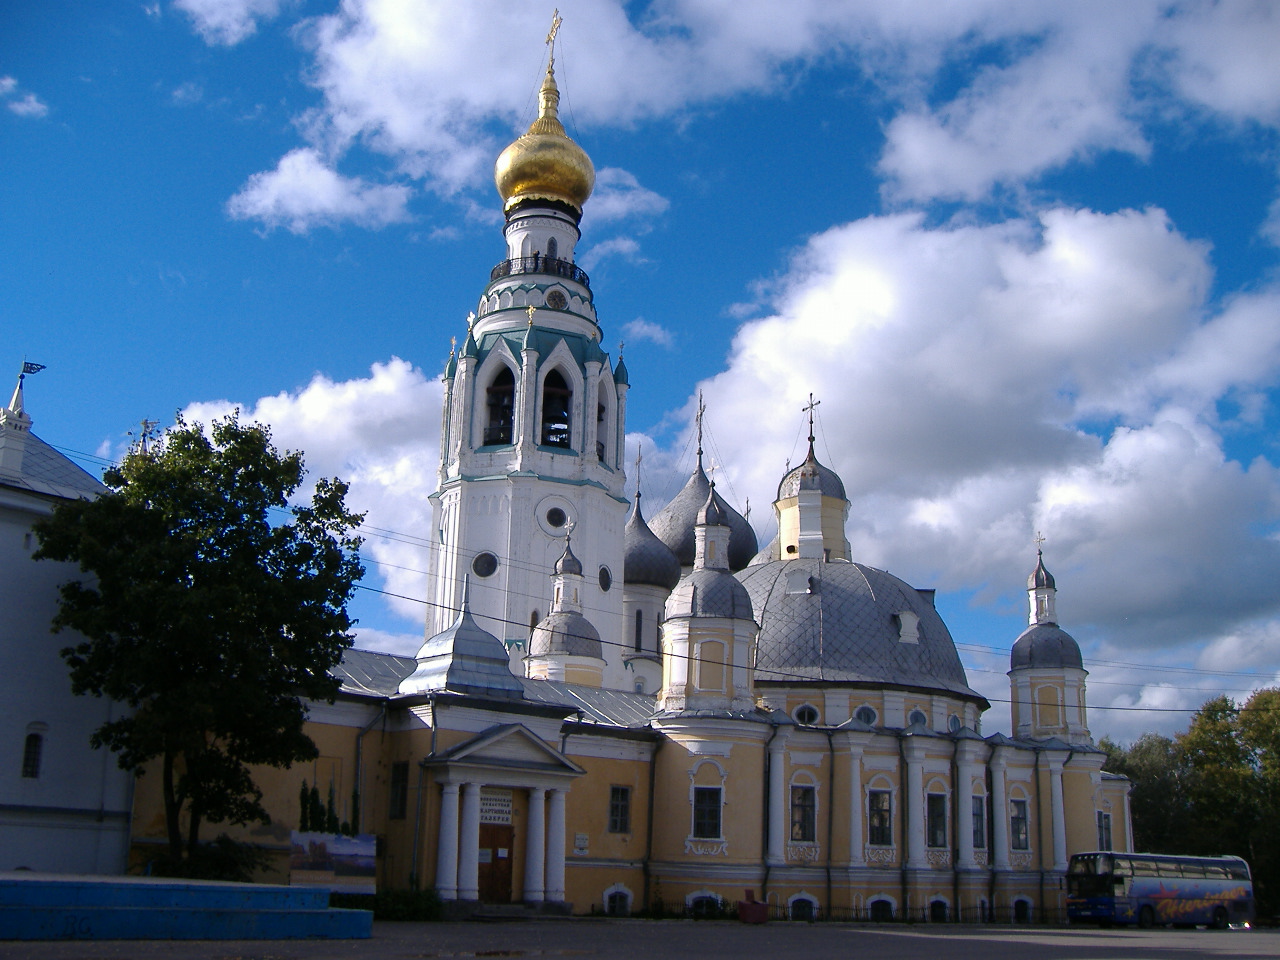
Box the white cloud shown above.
[181,358,444,626]
[174,0,288,46]
[170,81,204,106]
[7,93,49,118]
[587,168,669,224]
[622,318,673,348]
[578,236,641,271]
[0,77,16,97]
[226,147,411,233]
[657,206,1280,661]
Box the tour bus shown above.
[1066,851,1254,929]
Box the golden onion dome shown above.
[495,61,594,215]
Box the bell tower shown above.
[427,17,628,685]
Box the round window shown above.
[794,704,820,725]
[598,566,612,592]
[908,709,928,727]
[471,552,499,578]
[545,289,568,310]
[546,507,567,528]
[855,706,877,726]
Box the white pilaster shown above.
[458,782,482,900]
[524,786,546,902]
[546,788,567,901]
[990,754,1009,871]
[904,739,926,868]
[1049,756,1068,871]
[846,742,864,865]
[436,782,460,900]
[956,759,978,869]
[767,736,787,865]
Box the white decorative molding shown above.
[678,739,734,758]
[786,843,821,863]
[685,839,728,857]
[972,850,988,867]
[926,849,951,868]
[789,751,824,767]
[1011,852,1034,869]
[865,846,896,865]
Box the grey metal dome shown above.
[1010,624,1083,671]
[776,443,846,501]
[399,602,524,699]
[554,537,583,576]
[650,463,759,572]
[1028,550,1056,589]
[623,495,681,590]
[737,558,985,702]
[529,610,603,658]
[665,568,754,621]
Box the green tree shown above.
[33,414,364,871]
[1099,732,1191,853]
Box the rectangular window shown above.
[21,733,42,779]
[388,761,409,820]
[692,786,722,839]
[927,793,947,848]
[868,790,892,846]
[609,786,631,834]
[1096,810,1112,851]
[790,785,816,842]
[634,609,643,652]
[1011,799,1029,851]
[972,796,986,849]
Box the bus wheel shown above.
[1138,906,1155,929]
[1212,907,1228,930]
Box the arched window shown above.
[21,732,43,779]
[484,367,515,445]
[541,370,572,447]
[596,402,606,461]
[546,236,558,260]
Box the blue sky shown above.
[7,1,1280,742]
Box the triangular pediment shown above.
[433,723,584,776]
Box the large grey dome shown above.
[530,610,603,659]
[623,495,681,590]
[665,568,754,621]
[650,464,758,572]
[737,558,985,702]
[400,604,524,699]
[1010,624,1083,671]
[776,444,846,501]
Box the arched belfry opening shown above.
[485,367,515,445]
[541,369,572,448]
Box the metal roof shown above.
[0,432,105,501]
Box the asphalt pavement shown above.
[1,919,1277,960]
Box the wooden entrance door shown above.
[477,823,514,903]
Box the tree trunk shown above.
[163,750,183,861]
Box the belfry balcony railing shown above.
[490,255,590,288]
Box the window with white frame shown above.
[868,790,892,846]
[926,793,947,848]
[1096,810,1113,851]
[1010,798,1030,851]
[692,786,722,839]
[790,784,816,842]
[972,795,986,849]
[609,786,631,834]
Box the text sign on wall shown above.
[480,788,513,824]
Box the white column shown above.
[546,788,567,901]
[847,745,864,865]
[524,787,546,902]
[435,782,460,900]
[956,758,978,869]
[990,756,1009,871]
[767,737,787,865]
[458,782,482,901]
[904,740,926,868]
[1048,757,1068,871]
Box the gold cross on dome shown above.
[526,304,535,325]
[546,9,562,50]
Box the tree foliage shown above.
[1105,689,1280,917]
[33,414,364,868]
